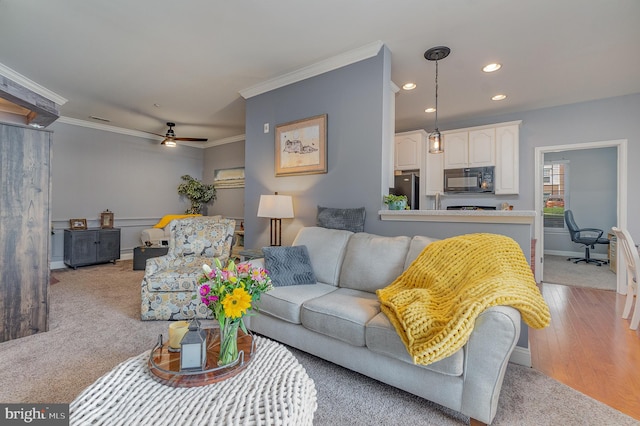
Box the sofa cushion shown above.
[366,312,464,376]
[256,283,338,324]
[404,235,440,270]
[317,205,365,233]
[263,245,316,287]
[339,233,411,293]
[292,227,353,287]
[301,288,380,347]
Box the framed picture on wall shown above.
[70,218,87,230]
[275,114,327,177]
[100,210,114,229]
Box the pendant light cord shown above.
[434,58,439,131]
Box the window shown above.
[543,161,567,228]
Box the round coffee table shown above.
[70,336,317,425]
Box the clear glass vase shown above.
[217,318,240,366]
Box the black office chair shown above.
[564,210,610,266]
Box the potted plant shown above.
[383,194,408,210]
[177,175,216,214]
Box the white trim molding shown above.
[239,41,385,99]
[57,116,245,148]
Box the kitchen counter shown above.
[378,209,536,224]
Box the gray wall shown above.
[203,140,245,224]
[49,121,203,264]
[244,47,391,248]
[543,147,617,256]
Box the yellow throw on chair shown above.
[377,233,550,366]
[153,214,201,229]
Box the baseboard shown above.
[509,346,531,367]
[50,252,133,270]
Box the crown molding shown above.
[58,116,245,148]
[239,40,384,99]
[203,134,246,147]
[0,62,68,106]
[58,116,158,139]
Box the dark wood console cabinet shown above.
[64,228,121,269]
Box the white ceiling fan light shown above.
[148,122,208,147]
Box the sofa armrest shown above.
[461,306,521,424]
[144,254,172,276]
[245,258,266,269]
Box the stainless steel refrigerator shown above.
[392,173,419,210]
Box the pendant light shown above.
[424,46,450,154]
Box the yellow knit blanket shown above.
[376,233,550,366]
[153,214,201,229]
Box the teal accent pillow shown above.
[263,245,317,287]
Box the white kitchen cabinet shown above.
[442,131,468,169]
[468,128,496,166]
[494,124,520,194]
[424,151,444,196]
[394,130,426,171]
[443,129,495,169]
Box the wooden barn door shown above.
[0,123,51,342]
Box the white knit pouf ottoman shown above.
[70,336,317,425]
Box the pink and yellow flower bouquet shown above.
[196,258,272,366]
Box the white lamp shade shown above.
[257,195,294,219]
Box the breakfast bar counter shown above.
[378,209,536,224]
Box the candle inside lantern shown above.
[168,321,189,350]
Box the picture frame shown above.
[275,114,327,177]
[100,210,114,229]
[70,218,87,230]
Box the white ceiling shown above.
[1,0,639,145]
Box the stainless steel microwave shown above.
[444,166,495,193]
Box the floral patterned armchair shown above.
[141,216,235,320]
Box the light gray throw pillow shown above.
[263,245,317,287]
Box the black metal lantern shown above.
[180,318,207,371]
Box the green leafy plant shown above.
[177,175,216,214]
[383,194,408,205]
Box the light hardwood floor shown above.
[529,283,640,420]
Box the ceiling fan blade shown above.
[175,137,208,142]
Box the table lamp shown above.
[257,193,294,246]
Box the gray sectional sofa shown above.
[246,226,522,425]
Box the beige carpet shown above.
[1,261,637,425]
[543,255,617,290]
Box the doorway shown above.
[534,139,628,293]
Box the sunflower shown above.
[222,288,252,319]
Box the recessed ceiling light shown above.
[402,83,417,90]
[483,63,502,73]
[491,94,507,101]
[425,107,436,113]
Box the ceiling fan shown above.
[150,122,208,147]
